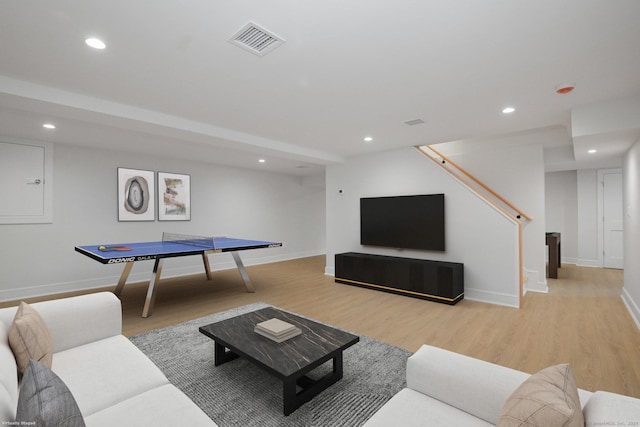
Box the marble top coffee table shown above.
[199,306,359,415]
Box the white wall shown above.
[0,142,326,301]
[325,147,521,307]
[545,171,578,264]
[622,139,640,329]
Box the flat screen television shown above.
[360,194,445,251]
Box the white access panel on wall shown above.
[0,138,53,223]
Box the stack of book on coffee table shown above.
[254,318,302,343]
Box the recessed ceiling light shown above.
[42,123,56,129]
[364,136,373,142]
[588,149,597,154]
[85,38,106,49]
[502,107,515,114]
[258,159,266,163]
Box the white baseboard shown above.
[0,278,115,303]
[621,288,640,331]
[576,258,599,268]
[524,269,548,294]
[526,285,549,294]
[460,288,520,308]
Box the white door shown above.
[603,172,623,269]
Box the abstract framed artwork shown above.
[158,172,191,221]
[117,167,155,221]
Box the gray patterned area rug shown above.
[130,302,409,427]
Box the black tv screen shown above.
[360,194,445,251]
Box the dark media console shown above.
[334,252,464,305]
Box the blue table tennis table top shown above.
[75,237,282,264]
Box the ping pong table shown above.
[75,233,282,317]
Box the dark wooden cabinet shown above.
[334,252,464,305]
[545,232,561,279]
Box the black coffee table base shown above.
[200,307,359,416]
[214,341,345,416]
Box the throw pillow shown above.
[16,359,85,427]
[497,363,584,427]
[8,301,54,374]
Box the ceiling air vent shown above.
[229,22,285,57]
[404,119,425,126]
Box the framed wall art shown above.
[117,167,155,221]
[158,171,191,221]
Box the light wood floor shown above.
[4,256,640,398]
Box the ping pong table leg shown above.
[113,262,135,296]
[202,252,213,280]
[231,251,255,293]
[142,258,164,318]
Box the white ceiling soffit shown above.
[229,22,285,57]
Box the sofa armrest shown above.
[30,292,122,353]
[583,391,640,425]
[406,345,530,425]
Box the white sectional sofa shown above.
[364,344,640,426]
[3,292,639,426]
[0,292,216,426]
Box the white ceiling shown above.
[1,0,639,176]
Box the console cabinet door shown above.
[335,253,463,304]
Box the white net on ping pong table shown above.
[162,232,218,249]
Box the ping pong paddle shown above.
[98,245,132,252]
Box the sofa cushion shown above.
[362,388,493,427]
[583,391,640,426]
[17,359,85,427]
[8,302,53,374]
[51,335,169,417]
[497,364,583,427]
[83,384,217,427]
